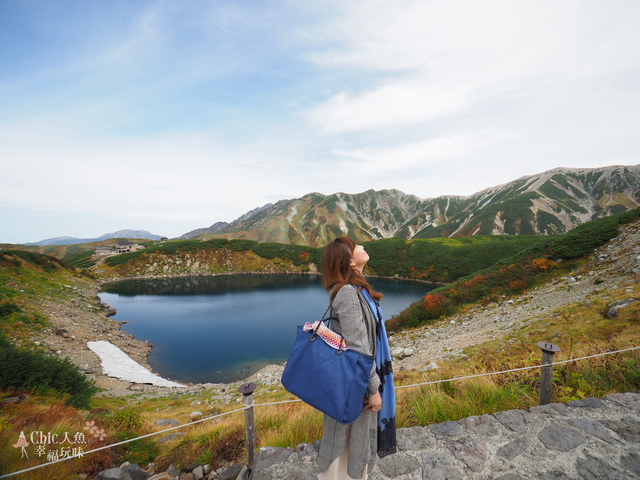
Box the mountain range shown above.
[182,164,640,247]
[28,229,162,246]
[24,165,640,248]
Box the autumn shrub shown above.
[83,438,117,478]
[421,294,451,320]
[209,427,246,469]
[509,280,527,293]
[160,426,246,470]
[388,255,560,331]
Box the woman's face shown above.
[350,244,369,272]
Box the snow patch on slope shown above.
[88,341,184,388]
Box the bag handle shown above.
[312,301,333,334]
[310,299,347,352]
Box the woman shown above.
[317,237,396,480]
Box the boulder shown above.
[391,347,415,359]
[607,298,637,319]
[157,432,184,445]
[55,328,69,338]
[155,418,180,427]
[219,463,244,480]
[95,468,123,480]
[122,464,149,480]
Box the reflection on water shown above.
[100,274,434,384]
[102,274,322,296]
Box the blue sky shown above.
[1,1,639,244]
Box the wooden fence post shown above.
[537,342,560,406]
[239,382,257,478]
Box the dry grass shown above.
[0,399,115,479]
[255,402,323,448]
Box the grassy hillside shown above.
[363,235,549,282]
[99,235,549,288]
[0,238,156,269]
[0,249,96,346]
[388,206,640,331]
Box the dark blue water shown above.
[100,274,434,384]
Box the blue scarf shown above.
[361,289,397,457]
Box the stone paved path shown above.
[249,392,640,480]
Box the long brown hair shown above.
[321,236,382,302]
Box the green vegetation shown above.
[396,236,546,283]
[401,380,536,425]
[388,206,640,331]
[0,333,98,408]
[64,249,97,268]
[251,242,318,266]
[541,212,623,259]
[104,232,548,286]
[0,302,23,318]
[362,238,406,276]
[229,239,258,251]
[90,407,160,464]
[105,238,322,270]
[0,249,70,272]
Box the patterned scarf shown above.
[361,289,397,457]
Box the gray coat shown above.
[317,285,380,478]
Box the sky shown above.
[1,1,639,244]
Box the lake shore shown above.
[31,222,639,401]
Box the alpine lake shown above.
[99,274,435,384]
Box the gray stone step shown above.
[249,392,640,479]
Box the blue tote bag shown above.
[281,312,374,425]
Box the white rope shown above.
[2,344,638,478]
[252,398,305,408]
[394,345,640,390]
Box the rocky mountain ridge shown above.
[186,164,640,247]
[28,229,162,246]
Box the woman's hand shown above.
[364,392,382,413]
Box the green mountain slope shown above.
[187,165,640,246]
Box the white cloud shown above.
[1,1,639,243]
[332,129,513,173]
[305,1,640,134]
[307,77,471,132]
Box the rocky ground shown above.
[389,221,640,373]
[22,222,640,402]
[247,392,640,480]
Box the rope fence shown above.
[2,344,639,479]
